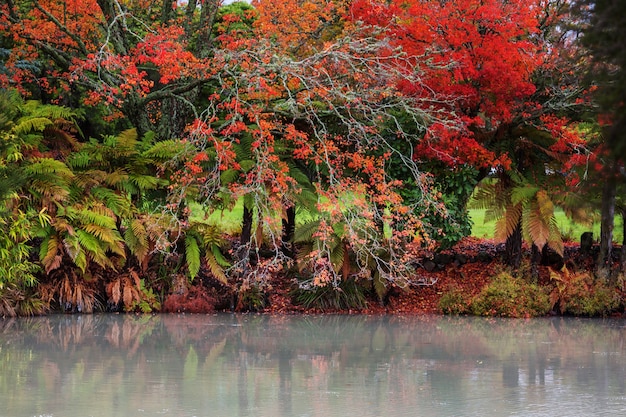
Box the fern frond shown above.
[91,187,132,217]
[40,234,63,273]
[535,190,554,221]
[104,239,126,259]
[63,235,86,271]
[76,207,117,230]
[495,203,523,241]
[83,224,121,245]
[548,216,564,256]
[329,240,345,274]
[468,182,497,210]
[102,169,130,187]
[238,159,255,173]
[75,229,103,255]
[67,151,92,169]
[124,221,149,264]
[129,173,161,190]
[185,234,201,280]
[525,200,551,251]
[25,101,77,121]
[206,252,228,284]
[26,158,74,178]
[142,139,188,161]
[14,117,54,134]
[220,169,239,185]
[72,171,104,189]
[211,245,230,268]
[114,128,139,152]
[373,271,387,301]
[294,219,321,243]
[511,185,539,206]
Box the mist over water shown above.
[1,314,626,417]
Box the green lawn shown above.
[469,208,623,243]
[191,200,623,245]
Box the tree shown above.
[350,0,591,268]
[0,0,227,138]
[577,0,626,276]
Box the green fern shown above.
[142,139,189,160]
[185,234,202,280]
[90,187,132,217]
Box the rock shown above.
[433,253,453,265]
[423,260,437,272]
[454,253,469,266]
[580,231,593,254]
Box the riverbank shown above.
[166,237,624,317]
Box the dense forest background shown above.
[1,0,625,317]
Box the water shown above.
[1,314,626,417]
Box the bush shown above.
[439,287,471,315]
[549,269,621,317]
[469,272,551,318]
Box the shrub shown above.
[470,272,551,318]
[439,287,471,315]
[549,269,621,317]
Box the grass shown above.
[470,208,624,244]
[190,200,624,245]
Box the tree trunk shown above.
[620,206,626,272]
[281,205,296,257]
[505,219,523,270]
[597,176,616,279]
[530,244,541,283]
[238,204,255,265]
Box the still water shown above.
[1,314,626,417]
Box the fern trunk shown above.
[530,244,541,283]
[505,220,522,270]
[597,176,616,279]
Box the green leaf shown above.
[185,235,201,280]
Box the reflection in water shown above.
[1,315,626,416]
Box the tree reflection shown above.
[1,315,626,416]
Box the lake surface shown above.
[1,314,626,417]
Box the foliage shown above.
[184,221,230,283]
[579,0,626,160]
[293,277,368,311]
[471,179,564,256]
[438,287,471,315]
[469,272,551,318]
[236,285,268,312]
[549,268,621,316]
[0,0,608,312]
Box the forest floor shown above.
[176,237,617,316]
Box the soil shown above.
[173,237,616,316]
